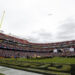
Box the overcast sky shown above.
[0,0,75,43]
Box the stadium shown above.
[0,32,75,58]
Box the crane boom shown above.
[0,11,5,30]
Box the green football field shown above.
[0,57,75,64]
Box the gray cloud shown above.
[26,29,53,43]
[56,18,75,41]
[22,18,75,43]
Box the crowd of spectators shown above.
[0,33,75,58]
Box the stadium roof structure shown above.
[30,40,75,45]
[0,32,75,45]
[0,32,29,44]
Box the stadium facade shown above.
[0,32,75,58]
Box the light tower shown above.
[0,11,5,32]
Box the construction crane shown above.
[0,11,5,30]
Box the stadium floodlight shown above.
[0,11,5,31]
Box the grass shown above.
[0,57,75,64]
[48,65,71,72]
[0,73,5,75]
